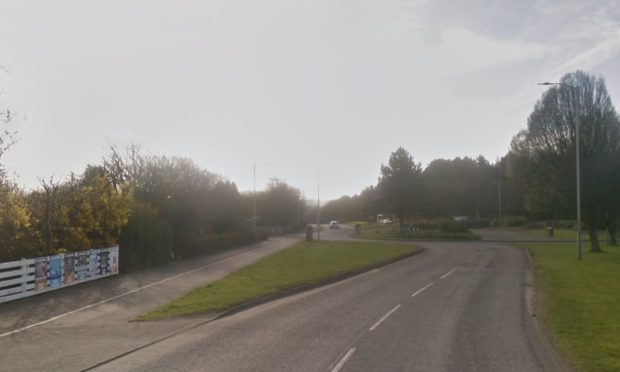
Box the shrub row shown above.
[181,231,267,258]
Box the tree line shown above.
[323,71,620,252]
[322,152,525,224]
[0,144,306,268]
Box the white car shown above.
[329,221,340,229]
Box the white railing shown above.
[0,246,119,304]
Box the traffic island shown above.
[137,240,422,321]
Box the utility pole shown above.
[576,113,582,260]
[317,164,321,241]
[252,163,256,233]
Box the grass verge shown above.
[525,241,620,371]
[138,240,422,320]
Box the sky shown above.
[1,0,619,201]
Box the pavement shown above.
[0,234,302,371]
[0,227,565,372]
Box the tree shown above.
[422,156,499,219]
[255,179,304,229]
[0,66,16,182]
[0,182,39,261]
[509,71,620,252]
[39,176,61,253]
[377,147,423,227]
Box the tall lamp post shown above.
[538,81,582,260]
[316,164,321,241]
[253,164,257,233]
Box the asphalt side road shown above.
[92,238,558,372]
[0,235,302,371]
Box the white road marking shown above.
[411,282,434,297]
[440,268,457,279]
[331,347,356,372]
[0,243,272,338]
[369,304,401,332]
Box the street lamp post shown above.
[538,82,582,260]
[316,164,321,241]
[253,163,257,233]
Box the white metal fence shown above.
[0,246,119,304]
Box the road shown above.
[0,235,302,371]
[89,227,561,372]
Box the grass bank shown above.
[526,242,620,371]
[138,240,422,320]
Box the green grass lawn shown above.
[138,240,422,320]
[526,242,620,371]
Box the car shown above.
[329,221,339,229]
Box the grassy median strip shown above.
[138,240,422,320]
[526,242,620,372]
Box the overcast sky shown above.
[1,0,619,200]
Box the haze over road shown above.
[91,228,557,372]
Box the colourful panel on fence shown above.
[89,250,99,279]
[76,251,89,281]
[64,253,76,284]
[109,246,119,273]
[34,257,48,292]
[49,255,63,289]
[99,249,110,275]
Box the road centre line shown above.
[0,243,270,338]
[331,348,356,372]
[411,282,434,297]
[440,268,457,279]
[369,304,401,332]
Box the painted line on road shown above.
[0,242,275,339]
[411,282,434,297]
[440,268,457,280]
[331,347,356,372]
[369,304,401,332]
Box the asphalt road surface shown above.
[90,228,560,372]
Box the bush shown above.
[119,202,173,271]
[554,220,576,229]
[438,219,469,233]
[524,221,546,229]
[183,231,269,258]
[490,215,529,227]
[411,219,469,233]
[464,218,491,228]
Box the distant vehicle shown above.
[377,213,395,224]
[329,221,340,229]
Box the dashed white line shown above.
[440,268,457,279]
[369,304,401,332]
[411,282,434,297]
[331,347,356,372]
[0,244,271,338]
